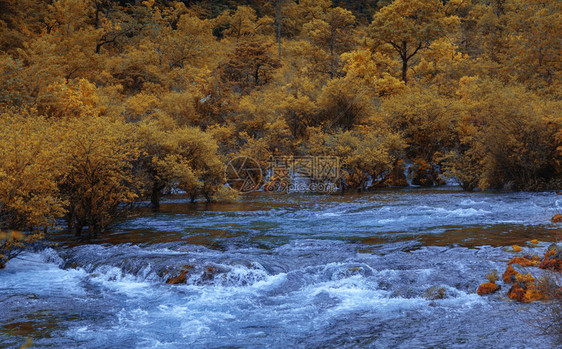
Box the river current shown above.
[1,189,561,348]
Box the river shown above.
[1,188,561,348]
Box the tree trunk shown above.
[330,29,335,78]
[401,58,408,84]
[151,182,164,208]
[276,0,282,61]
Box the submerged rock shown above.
[512,245,523,252]
[166,270,188,284]
[166,265,193,284]
[425,286,447,300]
[477,282,500,296]
[201,266,217,281]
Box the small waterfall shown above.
[403,162,413,186]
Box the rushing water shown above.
[1,188,561,348]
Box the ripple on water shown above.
[1,190,560,348]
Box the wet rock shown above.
[503,265,517,283]
[508,283,526,302]
[425,286,447,300]
[530,239,539,244]
[166,270,188,284]
[508,273,544,303]
[552,214,562,223]
[512,245,523,252]
[166,265,193,284]
[477,282,500,296]
[201,266,218,282]
[539,248,562,271]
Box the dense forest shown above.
[0,0,560,241]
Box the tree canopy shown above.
[0,0,560,245]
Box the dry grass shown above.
[534,272,562,344]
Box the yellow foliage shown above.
[58,116,141,236]
[137,120,227,205]
[0,0,560,236]
[447,77,561,190]
[307,126,405,190]
[486,269,499,283]
[0,112,66,230]
[38,78,103,118]
[1,229,43,268]
[370,0,456,83]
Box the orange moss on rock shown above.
[552,214,562,223]
[502,265,517,283]
[530,239,538,244]
[508,257,540,267]
[539,249,561,271]
[508,283,526,301]
[512,245,523,252]
[477,282,500,296]
[166,270,188,284]
[508,273,545,303]
[166,265,193,284]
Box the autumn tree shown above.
[304,6,356,77]
[59,116,141,236]
[307,125,405,190]
[380,86,461,186]
[0,112,66,231]
[446,77,561,191]
[369,0,455,83]
[504,0,561,96]
[136,120,229,207]
[221,39,280,94]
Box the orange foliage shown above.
[509,257,540,267]
[0,0,560,257]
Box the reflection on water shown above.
[1,189,560,348]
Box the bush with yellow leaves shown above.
[57,116,142,236]
[136,119,230,207]
[0,112,66,231]
[445,78,562,191]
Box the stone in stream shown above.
[508,256,541,267]
[552,214,562,223]
[507,273,544,303]
[425,286,447,300]
[477,282,501,296]
[503,265,517,284]
[512,245,523,252]
[539,248,562,271]
[166,265,194,284]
